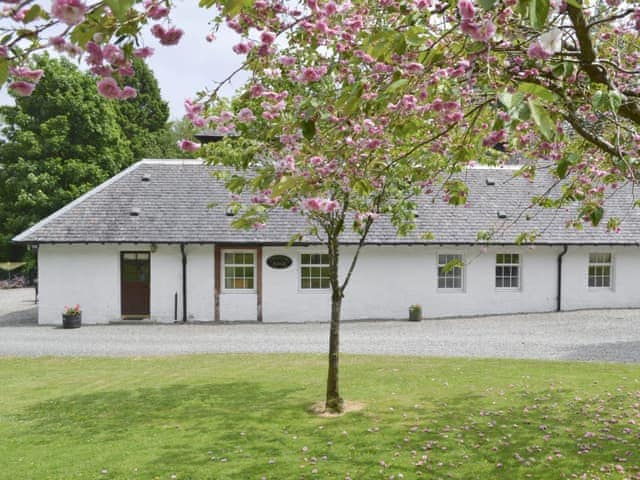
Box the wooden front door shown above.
[121,252,150,317]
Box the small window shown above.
[300,253,330,289]
[438,254,463,290]
[496,253,520,289]
[223,251,255,290]
[588,253,611,288]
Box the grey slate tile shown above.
[13,160,640,245]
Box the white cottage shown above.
[13,159,640,325]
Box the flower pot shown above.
[409,306,422,322]
[62,312,81,329]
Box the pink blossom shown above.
[403,62,424,75]
[10,66,44,82]
[303,197,340,213]
[51,0,86,25]
[177,139,201,152]
[144,0,169,19]
[237,108,256,123]
[469,19,496,42]
[227,18,243,33]
[278,55,296,66]
[232,42,252,55]
[300,65,327,83]
[133,47,155,58]
[260,31,276,45]
[219,111,234,122]
[103,44,124,65]
[119,86,137,99]
[90,65,112,77]
[13,9,27,21]
[118,64,135,77]
[527,42,553,60]
[151,24,183,46]
[9,81,35,96]
[0,45,7,58]
[49,36,66,52]
[96,77,121,99]
[458,0,475,20]
[184,98,204,116]
[85,41,103,66]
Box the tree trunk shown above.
[325,289,343,412]
[325,235,344,413]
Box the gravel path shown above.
[1,289,640,362]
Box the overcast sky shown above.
[0,1,246,120]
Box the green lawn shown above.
[1,355,639,479]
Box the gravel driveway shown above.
[1,288,640,362]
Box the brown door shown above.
[121,252,150,317]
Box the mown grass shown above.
[1,354,639,479]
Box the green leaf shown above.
[498,92,524,110]
[556,153,577,179]
[342,82,363,116]
[518,82,558,103]
[477,0,496,10]
[23,4,43,23]
[352,179,373,196]
[0,58,8,87]
[104,0,134,19]
[404,27,424,47]
[386,78,409,93]
[529,0,549,29]
[528,99,555,141]
[301,119,316,141]
[221,0,252,16]
[225,175,246,193]
[589,205,604,226]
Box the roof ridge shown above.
[140,158,205,165]
[12,161,146,243]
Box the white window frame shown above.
[222,249,256,293]
[495,253,521,290]
[437,253,464,292]
[588,252,612,289]
[299,252,331,291]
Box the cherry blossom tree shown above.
[1,0,639,411]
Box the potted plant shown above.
[409,304,422,322]
[62,304,82,329]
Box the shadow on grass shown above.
[12,378,640,478]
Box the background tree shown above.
[0,56,133,261]
[113,58,182,160]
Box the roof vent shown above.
[496,210,507,219]
[141,174,151,182]
[130,207,141,217]
[486,177,496,186]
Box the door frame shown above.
[120,251,151,318]
[214,244,262,322]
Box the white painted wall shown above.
[38,243,185,324]
[38,244,121,325]
[38,243,640,324]
[186,245,215,321]
[262,245,561,322]
[149,245,181,323]
[562,245,640,310]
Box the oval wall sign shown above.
[267,255,293,269]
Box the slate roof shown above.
[13,159,640,245]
